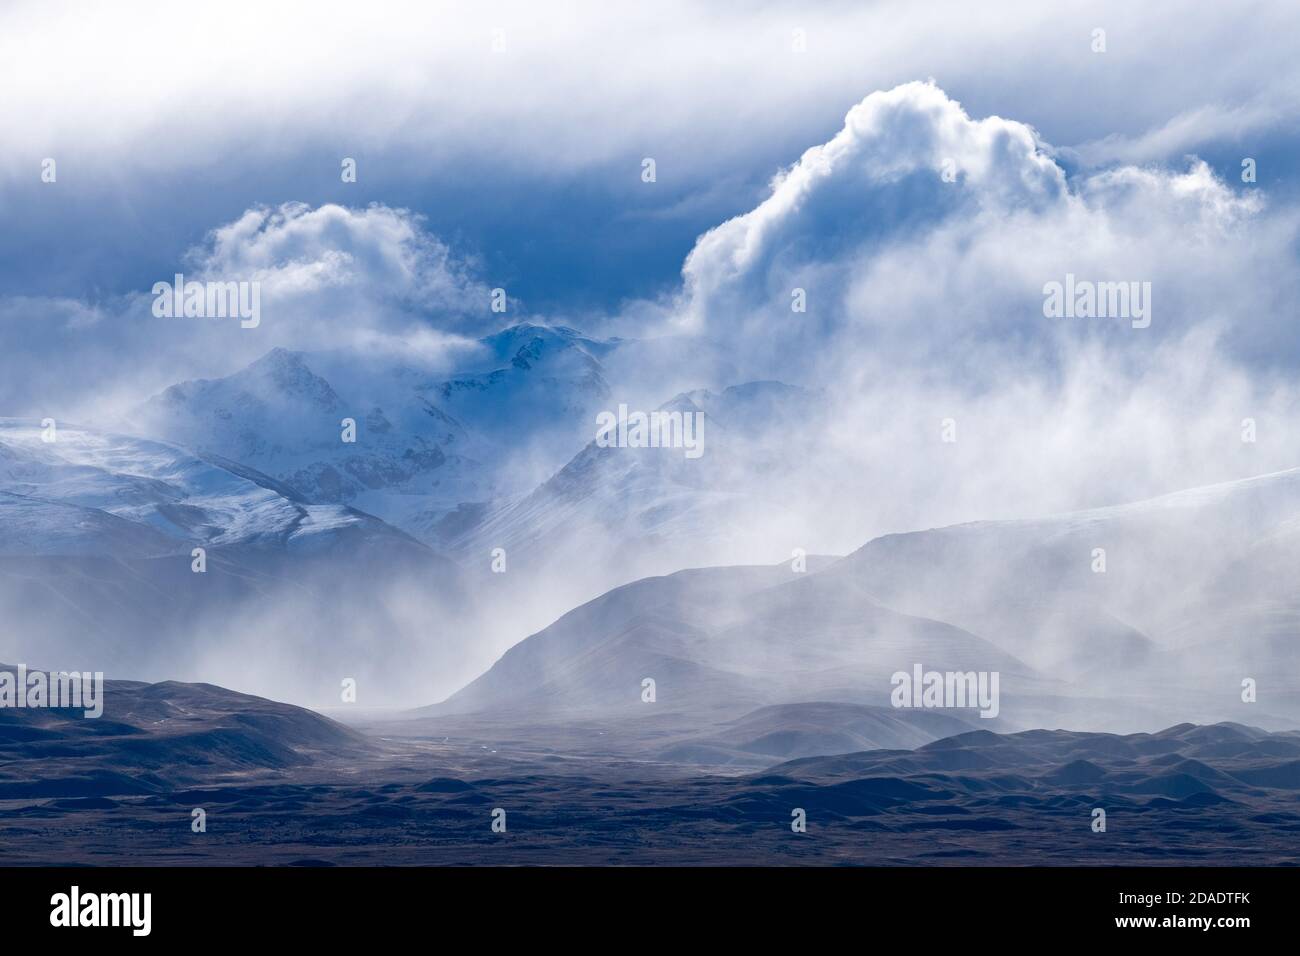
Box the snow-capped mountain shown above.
[129,346,488,532]
[430,323,618,444]
[124,328,831,641]
[126,324,623,544]
[441,380,826,573]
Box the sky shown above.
[3,0,1300,516]
[5,0,1300,305]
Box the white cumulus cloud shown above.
[669,81,1290,385]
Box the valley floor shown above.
[2,725,1297,866]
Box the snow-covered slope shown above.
[0,418,406,556]
[127,347,485,516]
[126,324,623,543]
[0,419,473,707]
[441,381,825,569]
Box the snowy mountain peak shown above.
[233,347,344,410]
[478,323,620,366]
[122,323,630,543]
